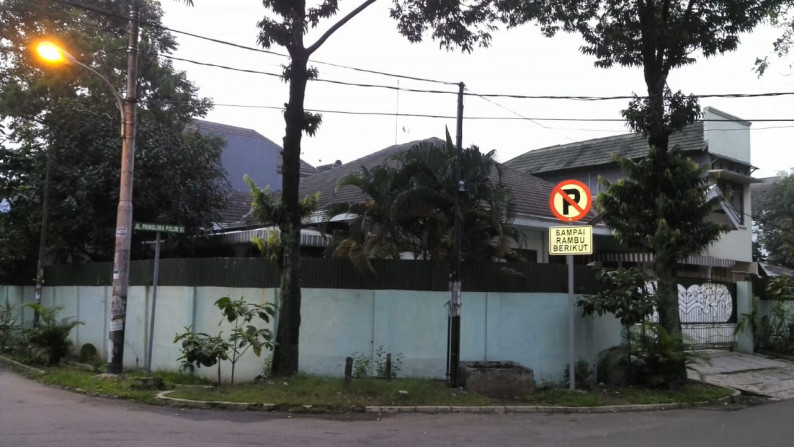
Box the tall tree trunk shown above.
[645,65,686,385]
[272,44,308,377]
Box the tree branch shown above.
[307,0,376,55]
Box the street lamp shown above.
[35,2,139,375]
[36,42,125,133]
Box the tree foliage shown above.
[754,173,794,267]
[754,5,794,76]
[508,0,778,386]
[327,134,519,272]
[0,0,228,274]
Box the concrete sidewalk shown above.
[689,350,794,400]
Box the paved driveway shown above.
[689,350,794,400]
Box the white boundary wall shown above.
[2,284,665,384]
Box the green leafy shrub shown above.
[0,300,21,353]
[78,343,99,364]
[737,277,794,355]
[22,303,82,366]
[563,357,595,390]
[350,345,404,379]
[596,323,704,388]
[174,296,276,385]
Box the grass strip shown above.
[7,361,735,412]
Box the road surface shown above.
[1,367,792,447]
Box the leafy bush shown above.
[737,277,794,355]
[22,303,82,366]
[563,357,595,390]
[78,343,99,364]
[351,345,404,379]
[0,300,21,353]
[596,323,704,388]
[174,296,276,385]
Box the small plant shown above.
[737,277,794,355]
[578,267,656,384]
[0,300,20,353]
[22,303,82,366]
[350,351,372,378]
[174,296,276,385]
[563,358,595,390]
[596,322,706,388]
[78,343,99,364]
[174,330,229,384]
[350,345,404,379]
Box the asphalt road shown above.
[2,367,794,447]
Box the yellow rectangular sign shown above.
[549,225,593,255]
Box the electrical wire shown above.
[48,0,794,103]
[50,0,455,86]
[150,100,794,126]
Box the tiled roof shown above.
[218,190,256,229]
[190,119,318,179]
[298,137,557,220]
[299,138,443,209]
[277,158,319,178]
[504,122,706,174]
[190,119,273,141]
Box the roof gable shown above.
[505,122,706,175]
[188,120,317,191]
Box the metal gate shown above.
[678,279,738,348]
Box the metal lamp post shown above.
[36,2,139,374]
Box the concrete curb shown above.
[156,390,276,411]
[0,355,46,375]
[155,388,742,414]
[367,402,690,414]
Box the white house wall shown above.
[703,107,752,164]
[705,180,753,263]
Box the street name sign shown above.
[549,179,592,222]
[133,222,185,234]
[549,225,593,255]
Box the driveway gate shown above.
[677,279,738,348]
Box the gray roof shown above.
[218,190,256,229]
[191,119,272,140]
[190,120,318,185]
[505,122,706,174]
[760,262,794,277]
[298,138,557,220]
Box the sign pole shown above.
[145,231,161,377]
[547,179,594,391]
[567,254,575,390]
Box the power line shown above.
[46,0,794,103]
[152,100,794,125]
[50,0,454,86]
[162,55,457,94]
[164,54,794,102]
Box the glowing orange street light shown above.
[36,41,125,125]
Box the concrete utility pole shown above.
[447,82,464,386]
[33,146,54,327]
[108,1,140,374]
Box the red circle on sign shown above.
[549,180,592,222]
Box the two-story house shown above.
[505,107,758,280]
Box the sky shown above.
[159,1,794,178]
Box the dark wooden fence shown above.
[41,258,599,294]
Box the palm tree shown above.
[329,133,518,271]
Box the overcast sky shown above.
[159,1,794,178]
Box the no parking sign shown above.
[549,179,592,222]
